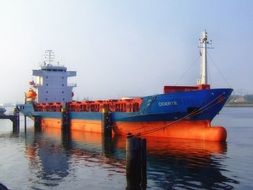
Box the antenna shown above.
[44,50,55,65]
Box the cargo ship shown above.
[18,31,233,141]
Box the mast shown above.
[199,31,211,85]
[44,50,55,65]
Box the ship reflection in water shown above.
[24,126,238,189]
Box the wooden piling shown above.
[61,125,72,150]
[101,108,112,137]
[34,116,41,131]
[12,107,20,133]
[140,138,147,188]
[126,134,147,190]
[62,106,70,131]
[61,106,71,151]
[102,135,113,156]
[24,115,27,133]
[101,108,113,155]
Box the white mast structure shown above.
[198,30,211,85]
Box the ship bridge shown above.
[41,64,67,72]
[31,51,76,103]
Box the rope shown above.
[174,56,199,85]
[139,93,224,136]
[207,52,232,88]
[128,93,225,136]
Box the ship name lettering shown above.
[158,101,178,106]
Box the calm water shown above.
[0,107,253,190]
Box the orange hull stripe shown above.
[41,118,102,133]
[71,119,102,133]
[40,118,226,141]
[114,121,227,141]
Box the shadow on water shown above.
[22,126,239,190]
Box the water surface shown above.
[0,107,253,189]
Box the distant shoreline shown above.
[225,103,253,107]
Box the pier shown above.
[0,108,20,132]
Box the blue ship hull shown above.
[19,88,232,122]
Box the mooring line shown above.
[121,93,225,137]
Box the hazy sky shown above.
[0,0,252,103]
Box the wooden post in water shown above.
[140,138,147,188]
[24,115,27,133]
[126,133,147,190]
[101,108,112,137]
[61,124,72,150]
[101,108,113,155]
[34,116,41,131]
[61,105,70,131]
[126,134,140,188]
[12,107,20,133]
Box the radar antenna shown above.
[44,50,55,66]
